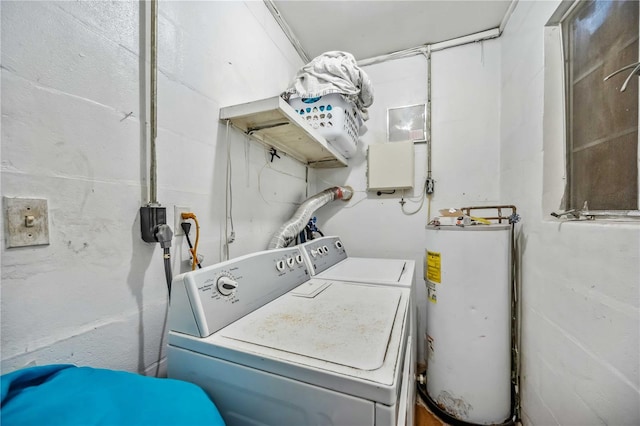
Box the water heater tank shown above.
[424,224,511,424]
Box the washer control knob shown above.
[286,257,295,268]
[217,276,238,296]
[310,249,318,258]
[276,259,286,272]
[295,254,304,264]
[317,247,324,255]
[335,240,343,249]
[322,245,329,254]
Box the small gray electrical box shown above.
[367,141,415,191]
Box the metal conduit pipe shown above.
[267,186,353,249]
[149,0,158,204]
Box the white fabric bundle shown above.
[283,51,374,120]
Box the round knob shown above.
[310,249,318,258]
[322,245,329,254]
[295,254,304,264]
[335,240,343,249]
[217,275,238,296]
[286,257,295,268]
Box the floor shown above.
[415,395,447,426]
[415,393,519,426]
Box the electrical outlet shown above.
[174,206,191,236]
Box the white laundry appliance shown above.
[167,246,413,426]
[298,236,417,426]
[298,236,414,288]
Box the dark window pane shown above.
[566,0,638,210]
[571,132,638,210]
[572,40,638,149]
[571,1,638,81]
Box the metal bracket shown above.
[459,205,518,224]
[247,121,289,135]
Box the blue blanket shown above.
[1,364,225,425]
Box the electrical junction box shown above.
[367,141,414,191]
[140,205,167,243]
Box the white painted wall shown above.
[1,1,305,375]
[311,41,502,362]
[2,2,638,424]
[500,1,640,425]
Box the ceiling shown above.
[271,0,514,61]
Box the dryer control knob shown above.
[217,276,238,296]
[335,240,343,249]
[310,249,318,258]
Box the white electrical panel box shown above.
[367,141,414,191]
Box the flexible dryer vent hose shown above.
[267,186,353,249]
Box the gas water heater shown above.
[424,224,511,425]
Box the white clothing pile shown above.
[283,51,374,121]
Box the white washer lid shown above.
[220,280,402,371]
[320,257,410,285]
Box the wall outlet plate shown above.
[4,197,50,248]
[174,206,191,236]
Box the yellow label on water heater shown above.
[426,250,441,283]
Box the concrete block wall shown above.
[500,1,640,424]
[1,1,304,375]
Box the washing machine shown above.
[299,236,417,426]
[299,236,414,289]
[167,246,413,426]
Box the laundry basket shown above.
[288,94,362,158]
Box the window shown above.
[563,0,639,212]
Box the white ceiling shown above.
[271,0,514,61]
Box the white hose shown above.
[267,186,353,249]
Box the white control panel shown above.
[299,236,348,275]
[169,246,309,337]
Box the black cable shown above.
[163,247,172,296]
[181,222,202,269]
